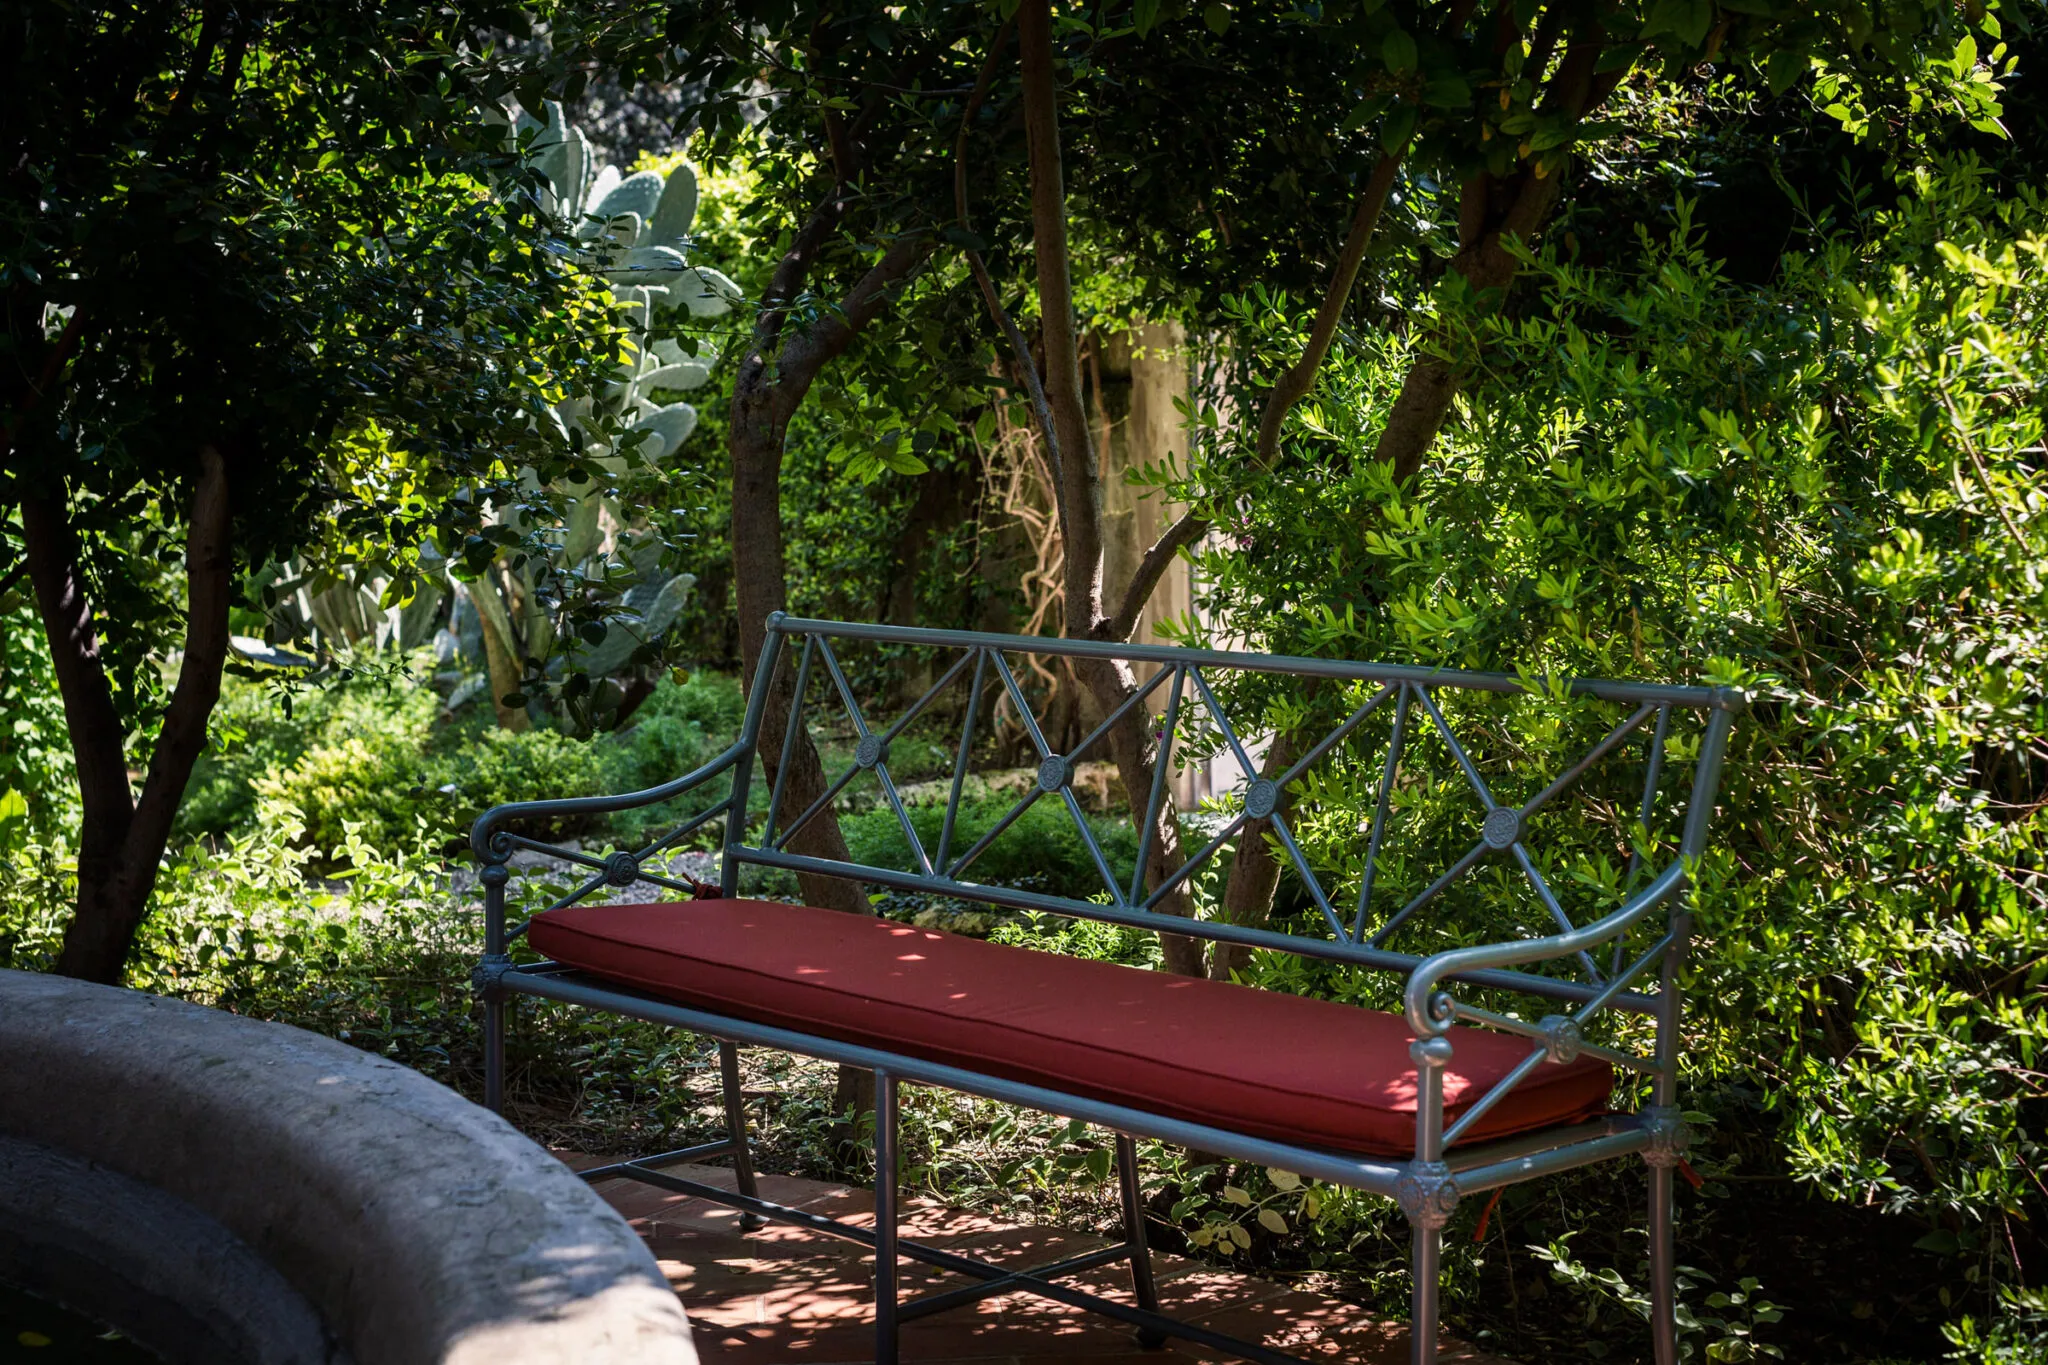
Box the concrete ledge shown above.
[0,969,697,1365]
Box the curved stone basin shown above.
[0,969,697,1365]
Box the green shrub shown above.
[1182,157,2048,1349]
[183,664,438,844]
[193,668,750,858]
[630,668,748,740]
[841,793,1138,902]
[242,680,442,854]
[603,672,752,847]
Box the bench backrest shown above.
[704,615,1740,1020]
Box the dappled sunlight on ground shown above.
[563,1154,1514,1365]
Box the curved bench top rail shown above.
[473,615,1740,1025]
[472,740,751,860]
[767,615,1746,711]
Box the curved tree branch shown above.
[1102,509,1207,643]
[124,446,233,869]
[1251,146,1409,466]
[3,306,88,464]
[21,484,131,844]
[777,233,934,383]
[1018,0,1100,631]
[952,20,1072,548]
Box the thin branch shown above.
[127,447,234,861]
[953,19,1071,546]
[1252,146,1409,465]
[1018,0,1100,630]
[1103,510,1208,643]
[1524,4,1566,82]
[165,1,226,125]
[3,307,88,463]
[1939,388,2029,546]
[778,232,933,384]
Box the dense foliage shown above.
[0,0,652,977]
[1176,138,2046,1365]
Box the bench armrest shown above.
[469,740,752,862]
[1402,860,1689,1036]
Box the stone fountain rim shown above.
[0,968,695,1365]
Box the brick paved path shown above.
[571,1156,1512,1365]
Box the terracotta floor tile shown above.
[563,1150,1513,1364]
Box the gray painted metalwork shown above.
[471,613,1743,1365]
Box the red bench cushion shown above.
[528,899,1613,1158]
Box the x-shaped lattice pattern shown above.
[751,634,1686,990]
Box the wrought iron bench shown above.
[471,613,1742,1365]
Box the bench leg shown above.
[483,993,506,1115]
[1408,1220,1441,1365]
[1114,1133,1167,1349]
[1648,1160,1678,1365]
[718,1040,764,1231]
[1643,1101,1688,1365]
[874,1069,901,1365]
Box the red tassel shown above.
[1471,1186,1506,1243]
[1678,1159,1704,1190]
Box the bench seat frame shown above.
[472,614,1742,1365]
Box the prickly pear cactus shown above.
[453,105,733,728]
[257,108,725,722]
[521,100,742,468]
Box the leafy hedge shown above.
[175,666,748,858]
[1185,157,2046,1357]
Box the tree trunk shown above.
[729,385,878,1140]
[27,448,235,983]
[1368,29,1620,482]
[730,390,869,919]
[1018,0,1208,976]
[1369,167,1564,483]
[727,189,931,1142]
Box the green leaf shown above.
[1257,1207,1289,1235]
[1342,93,1392,133]
[1642,0,1713,47]
[1913,1229,1961,1256]
[1766,48,1807,94]
[1596,41,1647,73]
[1424,74,1472,108]
[1086,1146,1114,1182]
[1382,28,1417,72]
[1203,2,1231,34]
[1381,102,1418,152]
[1134,0,1162,35]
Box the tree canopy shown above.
[1,0,632,977]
